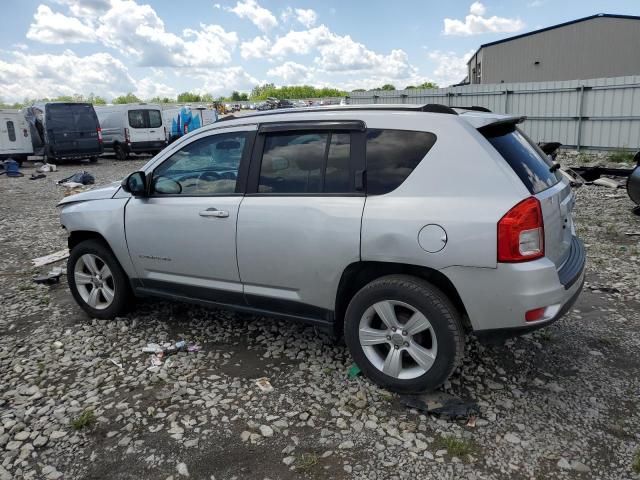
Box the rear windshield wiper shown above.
[549,162,561,173]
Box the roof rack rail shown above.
[214,103,459,123]
[451,105,492,113]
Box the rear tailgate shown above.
[481,121,573,269]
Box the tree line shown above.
[0,82,439,108]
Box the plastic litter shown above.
[399,391,480,420]
[142,340,201,370]
[0,159,24,177]
[57,171,95,186]
[255,377,274,393]
[347,364,362,379]
[593,177,623,189]
[33,267,65,285]
[36,163,57,173]
[30,173,46,180]
[32,249,69,268]
[109,359,123,369]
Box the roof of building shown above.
[467,13,640,64]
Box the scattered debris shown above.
[29,173,46,180]
[57,171,95,186]
[593,177,624,189]
[625,232,640,236]
[142,340,201,371]
[0,159,24,177]
[32,249,69,268]
[108,358,123,369]
[33,266,65,284]
[255,377,274,393]
[36,163,57,173]
[347,364,361,379]
[465,415,477,428]
[400,391,480,420]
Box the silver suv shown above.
[58,105,586,393]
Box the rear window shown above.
[46,104,98,132]
[486,127,560,194]
[128,109,162,128]
[366,129,436,195]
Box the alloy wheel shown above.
[73,253,116,310]
[358,300,438,380]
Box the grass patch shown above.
[633,448,640,474]
[295,453,318,471]
[434,435,478,459]
[608,150,634,163]
[70,409,96,430]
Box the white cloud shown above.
[527,0,544,6]
[95,0,237,67]
[295,8,317,28]
[229,0,277,31]
[54,0,111,18]
[468,1,486,16]
[0,50,135,101]
[267,61,313,83]
[194,66,260,96]
[270,25,332,57]
[27,5,96,44]
[240,35,271,60]
[135,77,176,100]
[444,2,524,36]
[428,49,475,86]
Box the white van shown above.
[95,104,167,160]
[0,109,33,164]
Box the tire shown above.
[114,143,128,161]
[344,275,464,393]
[67,239,132,319]
[89,156,98,163]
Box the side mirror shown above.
[270,157,289,171]
[121,171,147,196]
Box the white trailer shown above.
[0,109,33,164]
[95,104,167,160]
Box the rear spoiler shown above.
[455,110,525,132]
[476,116,526,136]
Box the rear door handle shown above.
[199,208,229,218]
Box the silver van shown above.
[95,104,167,160]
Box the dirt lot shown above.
[1,154,639,480]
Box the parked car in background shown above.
[58,104,585,393]
[24,102,103,164]
[0,109,33,165]
[95,104,167,161]
[162,106,218,143]
[276,99,295,109]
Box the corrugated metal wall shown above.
[348,75,640,150]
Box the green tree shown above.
[416,81,438,89]
[87,93,107,105]
[379,84,396,91]
[177,92,203,103]
[351,88,366,93]
[113,92,142,104]
[249,83,347,101]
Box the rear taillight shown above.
[97,127,103,143]
[163,126,167,141]
[183,125,188,134]
[497,197,544,262]
[124,127,130,143]
[525,307,546,322]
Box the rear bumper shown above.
[441,235,586,333]
[48,145,103,159]
[127,141,167,152]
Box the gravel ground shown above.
[1,154,639,480]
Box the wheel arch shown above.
[334,261,470,337]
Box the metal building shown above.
[466,14,640,85]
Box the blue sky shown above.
[1,0,638,102]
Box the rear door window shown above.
[129,110,162,128]
[258,131,352,194]
[485,127,560,194]
[366,129,436,195]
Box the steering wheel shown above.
[195,170,221,191]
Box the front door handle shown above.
[199,208,229,218]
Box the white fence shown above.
[348,76,640,151]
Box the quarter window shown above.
[6,121,16,142]
[152,132,247,195]
[366,129,436,195]
[258,132,352,194]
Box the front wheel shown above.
[67,240,132,319]
[344,275,464,393]
[114,143,128,161]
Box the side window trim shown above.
[246,128,366,196]
[146,129,256,197]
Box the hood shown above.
[57,181,122,206]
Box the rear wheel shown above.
[114,143,128,161]
[344,275,464,393]
[67,240,132,319]
[89,156,98,163]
